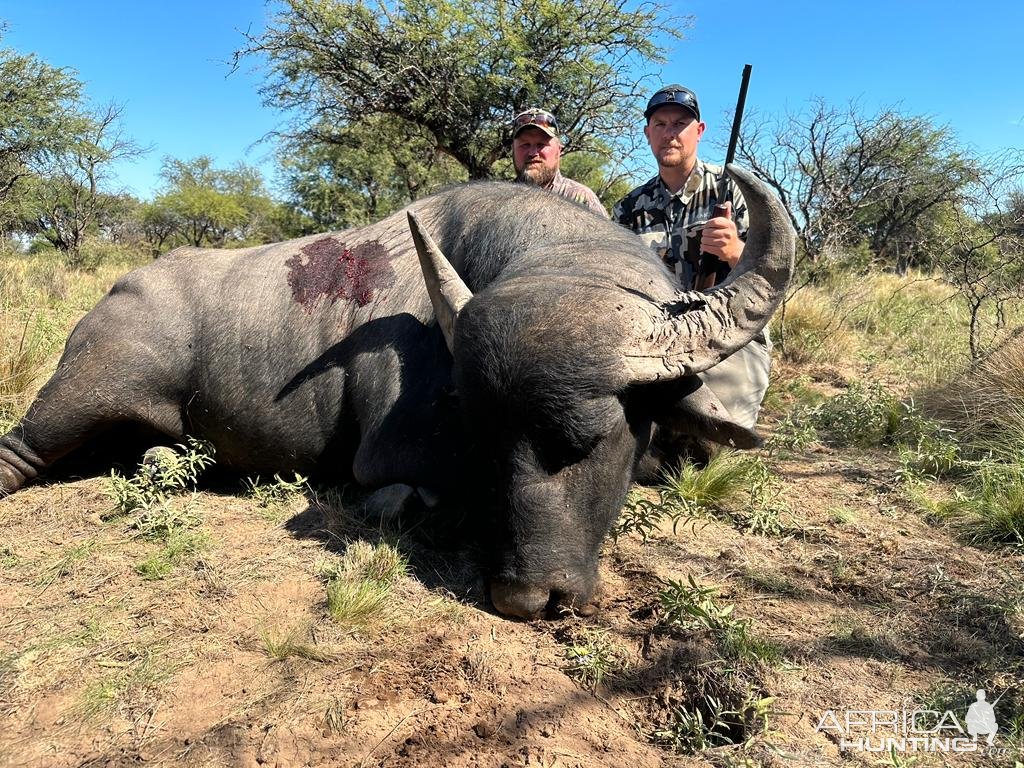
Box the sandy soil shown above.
[2,436,1023,768]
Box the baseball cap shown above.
[511,108,559,139]
[644,85,701,122]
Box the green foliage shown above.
[808,381,902,447]
[739,99,983,269]
[106,438,215,518]
[563,628,622,691]
[135,528,209,580]
[105,439,215,578]
[736,460,790,537]
[279,116,468,231]
[656,575,782,666]
[558,148,632,212]
[897,427,961,481]
[244,0,686,179]
[613,452,761,542]
[652,695,739,752]
[243,472,309,513]
[660,451,761,516]
[919,465,1024,546]
[153,156,280,248]
[615,453,792,541]
[764,414,818,453]
[0,39,83,212]
[14,103,142,267]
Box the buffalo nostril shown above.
[551,590,600,617]
[489,581,550,619]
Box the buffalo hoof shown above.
[0,466,21,496]
[361,483,417,521]
[415,486,441,509]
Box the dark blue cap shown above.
[644,84,700,122]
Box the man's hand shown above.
[699,201,744,267]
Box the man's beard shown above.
[515,163,557,188]
[656,147,687,168]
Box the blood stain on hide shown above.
[286,237,394,312]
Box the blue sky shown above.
[2,0,1022,200]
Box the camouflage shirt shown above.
[613,159,748,289]
[521,171,609,218]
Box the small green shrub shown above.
[243,472,309,507]
[615,454,791,540]
[106,438,215,517]
[653,695,738,752]
[764,414,819,453]
[564,628,623,691]
[656,576,781,666]
[811,381,903,447]
[612,488,676,543]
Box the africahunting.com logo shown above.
[816,689,1017,755]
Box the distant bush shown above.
[806,381,902,448]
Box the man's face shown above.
[513,127,561,187]
[644,104,705,171]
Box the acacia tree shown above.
[19,103,143,265]
[734,99,982,273]
[152,156,284,248]
[279,115,467,230]
[0,34,82,232]
[936,154,1024,359]
[239,0,685,180]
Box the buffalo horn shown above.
[624,164,795,383]
[408,211,473,353]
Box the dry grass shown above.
[922,333,1024,458]
[0,248,148,431]
[771,290,856,365]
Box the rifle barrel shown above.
[724,64,752,167]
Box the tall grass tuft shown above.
[660,451,762,515]
[771,292,856,365]
[0,246,148,430]
[324,540,409,627]
[922,334,1024,463]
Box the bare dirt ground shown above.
[3,428,1023,767]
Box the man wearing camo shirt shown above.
[511,108,608,218]
[614,84,769,432]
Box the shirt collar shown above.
[656,158,707,206]
[545,170,564,191]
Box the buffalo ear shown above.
[627,375,762,449]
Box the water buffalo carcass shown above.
[0,165,794,619]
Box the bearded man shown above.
[510,108,608,217]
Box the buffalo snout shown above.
[488,570,599,620]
